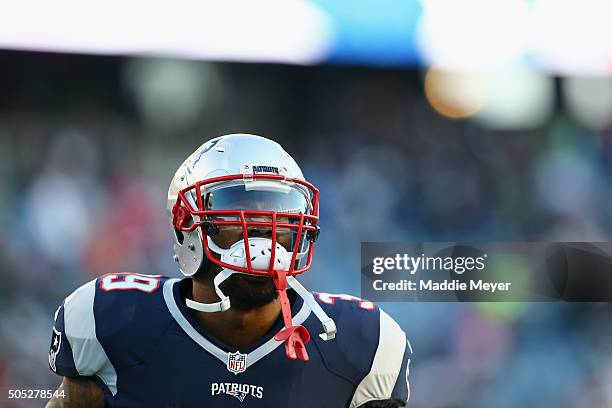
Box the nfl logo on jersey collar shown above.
[227,351,247,374]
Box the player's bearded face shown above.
[197,188,310,310]
[207,217,292,310]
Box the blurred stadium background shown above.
[1,1,612,407]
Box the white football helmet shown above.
[167,134,335,361]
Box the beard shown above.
[193,262,279,310]
[219,274,279,310]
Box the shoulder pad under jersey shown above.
[48,273,173,395]
[309,293,412,408]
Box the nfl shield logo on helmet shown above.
[227,351,247,375]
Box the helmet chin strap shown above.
[185,269,233,312]
[286,276,336,341]
[184,236,336,361]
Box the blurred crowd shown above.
[0,51,611,407]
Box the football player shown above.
[46,134,411,407]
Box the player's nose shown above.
[247,227,273,238]
[246,215,274,238]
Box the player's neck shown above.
[188,279,282,350]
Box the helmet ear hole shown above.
[174,227,185,245]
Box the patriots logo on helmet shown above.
[48,327,61,372]
[227,351,247,375]
[190,138,223,170]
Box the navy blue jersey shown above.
[49,273,411,407]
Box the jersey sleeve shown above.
[48,278,118,395]
[349,309,412,408]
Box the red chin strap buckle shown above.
[275,325,311,361]
[271,269,311,361]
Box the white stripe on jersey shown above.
[64,279,118,395]
[348,309,407,408]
